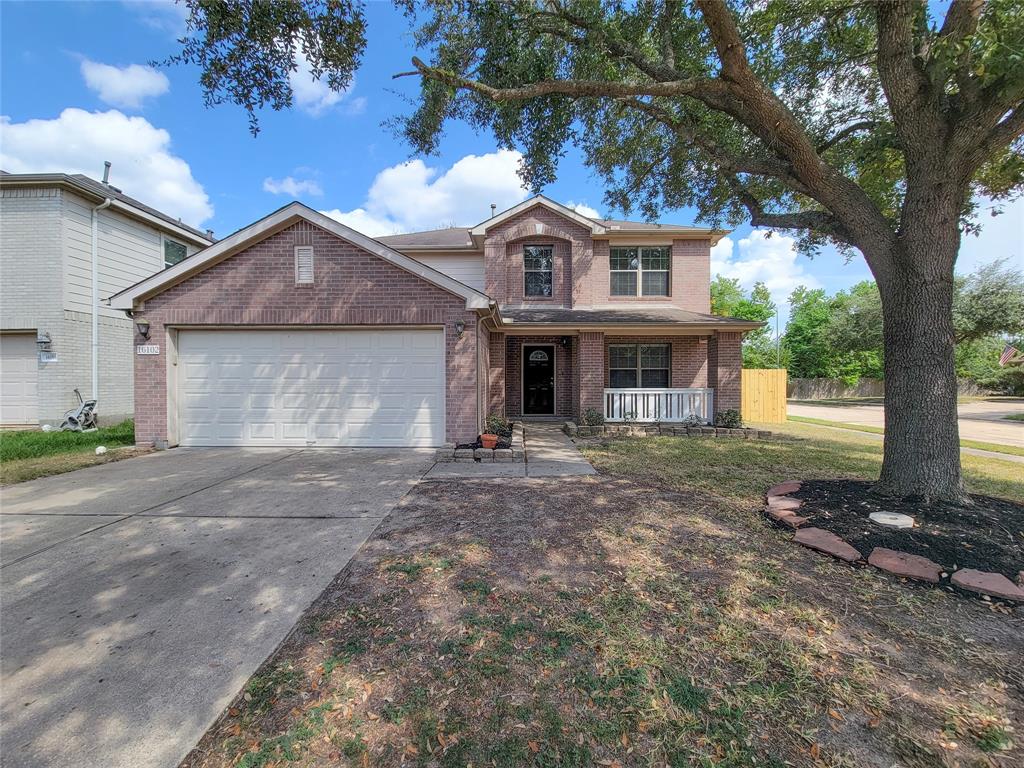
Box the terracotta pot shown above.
[480,433,499,449]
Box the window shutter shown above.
[295,246,314,284]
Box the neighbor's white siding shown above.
[62,191,166,319]
[411,252,485,292]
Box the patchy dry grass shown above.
[182,426,1022,768]
[0,444,152,485]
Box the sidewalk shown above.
[423,422,597,480]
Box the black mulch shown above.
[456,433,512,450]
[789,480,1024,579]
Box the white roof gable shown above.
[108,202,493,310]
[469,195,607,236]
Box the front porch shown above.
[487,330,742,425]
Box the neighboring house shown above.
[0,171,214,427]
[109,196,759,448]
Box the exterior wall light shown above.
[36,331,52,351]
[454,320,466,338]
[135,318,151,340]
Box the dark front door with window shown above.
[523,345,555,415]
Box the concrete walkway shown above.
[0,448,433,768]
[423,422,596,480]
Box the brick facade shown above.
[133,221,479,446]
[708,331,742,415]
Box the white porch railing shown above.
[603,388,714,423]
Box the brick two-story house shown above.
[110,196,759,448]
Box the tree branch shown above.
[727,177,852,242]
[400,56,723,101]
[617,97,811,194]
[816,120,877,153]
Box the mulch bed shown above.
[791,479,1024,579]
[457,430,512,450]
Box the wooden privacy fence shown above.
[741,369,787,423]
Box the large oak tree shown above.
[173,0,1024,502]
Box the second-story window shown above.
[610,246,670,296]
[524,245,553,297]
[164,238,187,269]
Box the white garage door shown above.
[177,329,445,447]
[0,333,39,426]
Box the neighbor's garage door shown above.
[177,329,445,447]
[0,333,39,426]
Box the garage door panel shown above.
[1,334,39,426]
[178,329,445,447]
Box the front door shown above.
[523,345,555,415]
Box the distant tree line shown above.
[711,261,1024,393]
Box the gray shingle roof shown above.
[499,306,761,327]
[376,228,473,248]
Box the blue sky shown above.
[1,0,1018,327]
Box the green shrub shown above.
[581,408,605,426]
[714,409,744,428]
[484,414,512,435]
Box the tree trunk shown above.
[873,214,966,503]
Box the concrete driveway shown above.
[0,447,434,768]
[788,399,1024,448]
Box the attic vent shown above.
[295,246,314,284]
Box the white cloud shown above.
[566,200,600,219]
[0,108,213,226]
[320,149,529,237]
[289,48,363,116]
[712,229,820,322]
[80,59,169,109]
[262,175,323,197]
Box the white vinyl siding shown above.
[409,253,485,292]
[176,329,446,447]
[62,192,167,319]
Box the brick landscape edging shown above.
[564,422,772,439]
[764,481,1024,603]
[433,422,526,464]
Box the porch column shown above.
[578,331,604,419]
[708,331,742,416]
[488,332,506,417]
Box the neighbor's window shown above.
[163,238,188,269]
[608,344,670,388]
[523,245,553,297]
[609,246,670,296]
[295,246,314,284]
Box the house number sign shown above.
[136,344,160,355]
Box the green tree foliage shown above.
[953,259,1024,343]
[710,276,779,368]
[785,263,1024,387]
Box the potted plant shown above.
[480,433,499,449]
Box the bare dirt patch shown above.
[181,473,1021,768]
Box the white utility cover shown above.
[177,329,445,447]
[0,333,39,426]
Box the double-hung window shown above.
[609,246,670,296]
[163,238,188,269]
[524,245,553,297]
[608,344,670,388]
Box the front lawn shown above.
[183,424,1021,768]
[0,420,142,484]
